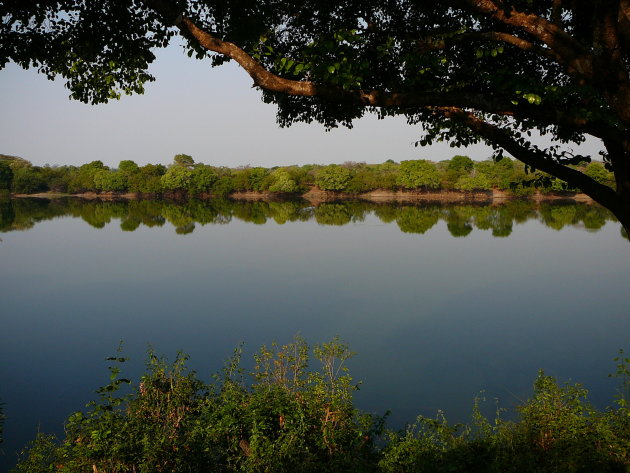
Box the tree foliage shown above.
[2,0,629,226]
[173,154,195,169]
[2,154,620,202]
[11,166,48,194]
[268,168,299,193]
[94,170,128,192]
[397,160,441,190]
[0,161,13,190]
[189,165,218,194]
[68,161,109,193]
[118,160,140,175]
[161,165,193,191]
[316,165,352,191]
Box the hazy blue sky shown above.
[0,41,603,169]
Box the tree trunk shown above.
[612,174,630,237]
[603,138,630,235]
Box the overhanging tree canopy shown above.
[1,0,629,226]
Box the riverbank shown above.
[11,187,596,205]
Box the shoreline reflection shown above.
[0,197,621,238]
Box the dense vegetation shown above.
[0,197,619,239]
[11,339,630,473]
[0,154,616,199]
[2,1,630,229]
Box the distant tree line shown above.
[0,153,616,198]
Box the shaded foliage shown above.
[0,161,13,190]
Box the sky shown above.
[0,40,604,169]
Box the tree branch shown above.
[417,30,556,61]
[441,107,620,211]
[141,0,626,176]
[144,0,610,131]
[551,0,563,26]
[452,0,594,79]
[452,0,630,129]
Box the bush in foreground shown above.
[13,342,630,473]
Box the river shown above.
[1,197,629,469]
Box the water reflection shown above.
[1,194,629,472]
[0,197,621,238]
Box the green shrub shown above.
[315,165,352,191]
[13,345,630,473]
[380,367,630,473]
[93,170,128,192]
[11,166,48,193]
[584,162,616,189]
[268,168,299,193]
[161,166,193,191]
[396,160,440,190]
[0,161,13,190]
[14,338,382,473]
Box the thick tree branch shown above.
[144,0,618,139]
[453,0,630,129]
[417,31,556,61]
[441,107,621,212]
[551,0,563,26]
[179,14,626,140]
[453,0,594,78]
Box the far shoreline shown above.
[10,187,596,206]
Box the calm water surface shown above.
[1,198,629,468]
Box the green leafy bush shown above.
[380,367,630,473]
[13,344,630,473]
[0,161,13,190]
[396,160,440,190]
[15,338,382,473]
[584,162,616,189]
[315,165,352,191]
[268,168,299,193]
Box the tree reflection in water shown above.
[0,197,621,238]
